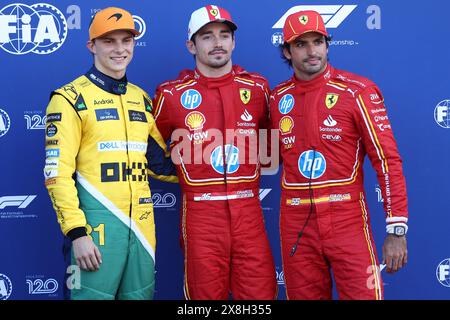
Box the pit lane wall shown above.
[0,0,449,300]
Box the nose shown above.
[114,41,126,53]
[305,43,316,56]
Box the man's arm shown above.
[355,85,408,273]
[44,93,101,271]
[146,88,178,183]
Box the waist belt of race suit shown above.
[193,190,255,201]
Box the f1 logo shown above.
[272,5,357,29]
[0,195,36,209]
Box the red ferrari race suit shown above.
[270,64,408,300]
[152,65,277,300]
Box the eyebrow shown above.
[198,29,231,36]
[100,36,133,41]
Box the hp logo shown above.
[210,144,240,174]
[298,150,326,179]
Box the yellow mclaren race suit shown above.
[44,66,176,300]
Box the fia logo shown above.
[434,99,450,129]
[0,274,13,300]
[0,3,70,55]
[0,108,11,138]
[436,258,450,287]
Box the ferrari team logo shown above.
[325,93,339,109]
[240,88,251,104]
[299,15,308,25]
[210,9,218,16]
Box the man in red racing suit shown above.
[269,10,408,299]
[151,5,276,299]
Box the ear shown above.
[186,40,196,55]
[283,45,292,60]
[87,40,95,54]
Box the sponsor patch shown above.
[180,89,202,110]
[239,88,251,104]
[46,149,60,158]
[46,139,59,146]
[45,158,59,168]
[75,94,87,111]
[46,123,58,137]
[278,94,294,114]
[95,108,119,121]
[139,197,153,204]
[44,169,58,180]
[98,141,147,152]
[279,116,294,135]
[46,113,62,122]
[185,111,205,131]
[128,110,147,122]
[325,93,339,109]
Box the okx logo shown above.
[0,3,68,55]
[0,274,13,300]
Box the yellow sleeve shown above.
[146,112,179,183]
[44,93,86,235]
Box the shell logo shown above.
[279,116,294,135]
[185,111,206,130]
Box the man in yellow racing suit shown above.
[44,7,176,300]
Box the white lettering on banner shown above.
[152,193,176,208]
[366,5,381,30]
[26,278,58,295]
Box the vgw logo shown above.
[0,274,13,300]
[434,99,450,129]
[436,258,450,288]
[0,3,80,55]
[0,108,11,138]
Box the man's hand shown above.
[382,234,407,273]
[72,236,102,271]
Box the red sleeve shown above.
[355,85,408,231]
[151,85,173,142]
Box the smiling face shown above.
[283,32,328,81]
[186,22,235,77]
[87,30,135,79]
